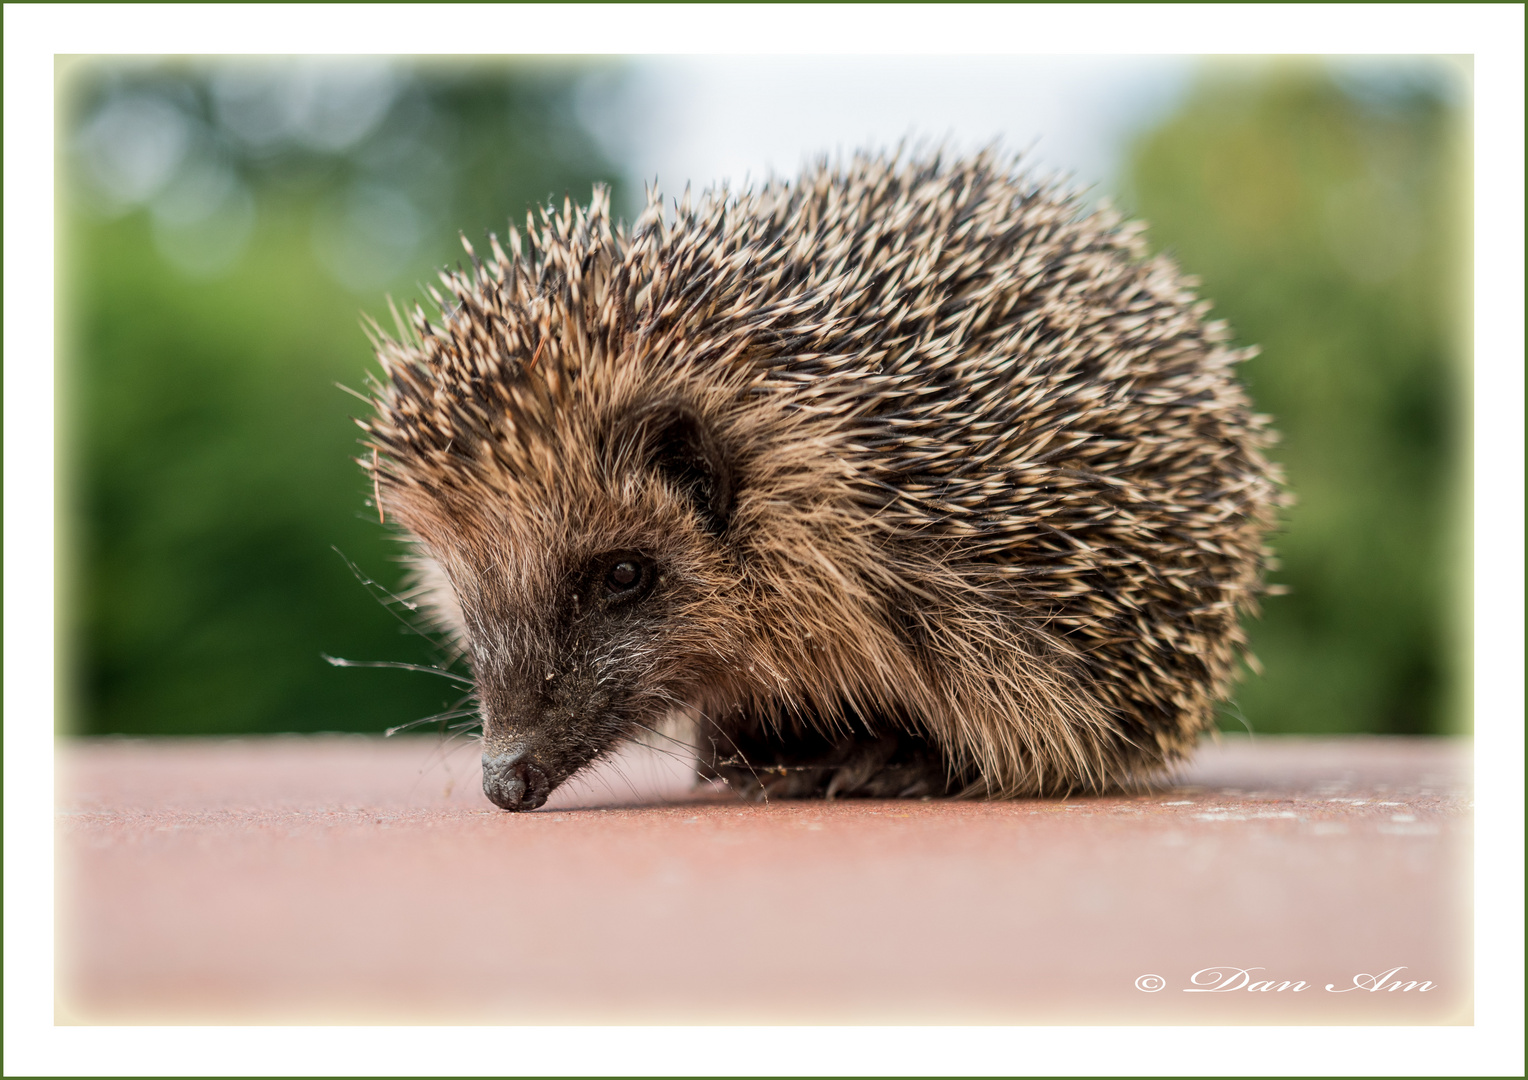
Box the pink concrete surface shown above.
[56,735,1471,1024]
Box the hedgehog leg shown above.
[698,711,966,800]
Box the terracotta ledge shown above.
[56,734,1471,1024]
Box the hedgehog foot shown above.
[701,723,965,800]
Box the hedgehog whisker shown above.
[383,709,480,738]
[624,717,700,759]
[651,693,764,802]
[332,546,457,653]
[325,654,475,686]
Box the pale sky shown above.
[576,55,1197,211]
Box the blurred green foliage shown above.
[61,58,1469,738]
[1123,60,1470,735]
[61,59,627,735]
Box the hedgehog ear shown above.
[644,407,733,534]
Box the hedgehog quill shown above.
[359,149,1283,811]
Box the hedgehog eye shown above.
[600,554,654,603]
[608,561,641,590]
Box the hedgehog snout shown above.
[481,748,552,811]
[474,658,620,810]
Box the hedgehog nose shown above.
[482,751,551,811]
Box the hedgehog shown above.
[357,148,1283,812]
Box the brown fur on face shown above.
[359,150,1284,808]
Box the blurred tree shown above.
[61,58,629,735]
[63,57,1470,740]
[1123,60,1470,735]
